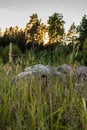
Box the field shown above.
[0,55,87,130]
[0,2,87,129]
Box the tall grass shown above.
[0,62,87,130]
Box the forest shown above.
[0,13,87,65]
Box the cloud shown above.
[0,0,87,32]
[0,0,30,9]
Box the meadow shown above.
[0,10,87,130]
[0,53,87,130]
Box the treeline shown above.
[0,13,87,65]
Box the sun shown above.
[43,32,49,45]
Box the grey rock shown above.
[77,66,87,82]
[57,64,73,74]
[11,64,87,85]
[11,64,62,84]
[77,66,87,75]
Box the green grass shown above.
[0,62,87,130]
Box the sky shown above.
[0,0,87,32]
